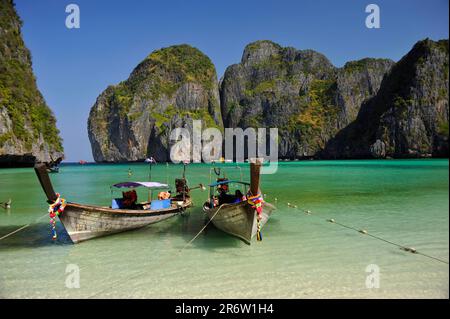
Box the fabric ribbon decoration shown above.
[48,193,66,240]
[247,193,264,241]
[247,193,264,219]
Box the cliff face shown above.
[88,44,222,162]
[0,0,63,167]
[323,39,449,158]
[220,40,394,158]
[88,39,448,161]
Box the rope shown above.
[180,204,225,250]
[0,213,48,241]
[87,204,226,298]
[284,201,449,265]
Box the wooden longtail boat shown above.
[44,155,62,173]
[34,163,192,243]
[202,159,275,244]
[47,166,59,173]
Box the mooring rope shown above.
[281,200,449,265]
[180,204,225,250]
[0,213,48,242]
[87,204,226,298]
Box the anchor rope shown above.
[181,204,225,250]
[0,213,48,242]
[281,200,449,265]
[87,204,226,298]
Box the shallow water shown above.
[0,160,448,298]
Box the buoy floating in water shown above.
[402,247,417,254]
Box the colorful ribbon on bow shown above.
[48,193,66,240]
[247,193,264,241]
[247,193,263,219]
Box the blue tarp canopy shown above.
[112,181,169,189]
[208,180,250,187]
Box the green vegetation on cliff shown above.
[88,43,222,162]
[151,105,220,133]
[0,0,63,151]
[145,45,216,89]
[107,44,218,122]
[296,79,338,130]
[343,58,393,73]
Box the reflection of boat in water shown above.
[203,159,275,244]
[34,163,192,243]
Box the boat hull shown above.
[204,201,275,244]
[59,200,191,243]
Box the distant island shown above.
[0,0,448,167]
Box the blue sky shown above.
[14,0,449,162]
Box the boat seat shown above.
[150,199,171,210]
[111,198,124,209]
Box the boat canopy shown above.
[208,180,250,187]
[112,181,169,189]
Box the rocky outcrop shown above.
[88,44,222,162]
[88,39,448,161]
[335,58,395,129]
[322,39,449,158]
[0,0,63,167]
[220,40,394,158]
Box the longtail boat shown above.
[44,155,62,173]
[34,163,193,243]
[202,159,275,244]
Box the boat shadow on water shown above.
[178,212,258,250]
[0,223,72,249]
[0,209,281,250]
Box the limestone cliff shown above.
[220,40,394,158]
[0,0,64,167]
[88,44,222,162]
[88,39,448,161]
[323,39,449,158]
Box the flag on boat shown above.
[145,157,156,163]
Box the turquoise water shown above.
[0,160,448,298]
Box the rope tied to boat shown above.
[285,202,449,265]
[0,212,49,242]
[87,204,227,298]
[181,204,225,249]
[48,193,66,240]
